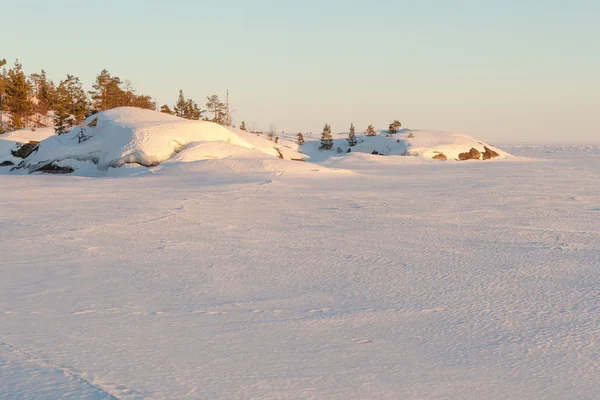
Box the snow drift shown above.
[15,107,304,173]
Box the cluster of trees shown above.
[159,91,232,125]
[0,57,232,135]
[0,58,156,134]
[312,120,401,150]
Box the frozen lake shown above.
[1,144,599,399]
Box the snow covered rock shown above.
[289,129,511,162]
[0,127,54,167]
[18,107,304,174]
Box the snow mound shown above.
[19,107,304,174]
[0,128,55,167]
[289,129,511,162]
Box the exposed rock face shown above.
[407,132,415,138]
[432,153,447,161]
[11,141,40,159]
[371,151,379,155]
[0,160,15,167]
[291,158,306,162]
[37,163,74,174]
[482,146,500,160]
[458,148,482,160]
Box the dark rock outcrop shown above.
[432,153,447,161]
[11,141,40,159]
[482,146,500,160]
[458,148,482,160]
[37,163,74,174]
[0,160,14,167]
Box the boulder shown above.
[482,146,500,160]
[0,160,14,167]
[432,153,447,161]
[11,141,40,159]
[458,148,481,160]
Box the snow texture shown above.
[1,140,599,399]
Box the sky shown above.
[3,0,599,142]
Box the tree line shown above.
[0,57,232,134]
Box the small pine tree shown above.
[296,132,305,145]
[174,90,187,118]
[240,121,246,131]
[347,123,357,146]
[53,105,73,135]
[365,125,377,136]
[389,120,401,133]
[160,104,174,115]
[319,124,333,150]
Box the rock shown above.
[347,148,351,153]
[458,147,482,160]
[432,153,447,161]
[371,151,379,155]
[291,158,305,162]
[482,146,500,160]
[11,141,40,159]
[0,161,14,167]
[407,132,414,139]
[36,163,74,174]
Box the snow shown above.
[1,140,599,399]
[0,127,55,143]
[14,107,304,174]
[280,128,510,162]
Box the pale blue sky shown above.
[4,0,599,142]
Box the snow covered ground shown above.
[1,139,599,399]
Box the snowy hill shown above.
[7,107,305,174]
[287,129,511,162]
[1,108,513,176]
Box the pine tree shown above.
[206,95,225,124]
[53,83,74,134]
[389,120,401,133]
[365,124,377,136]
[5,60,33,130]
[58,75,88,124]
[174,90,187,118]
[319,124,333,150]
[347,123,357,146]
[89,69,120,111]
[186,98,202,120]
[53,104,73,135]
[296,132,305,145]
[239,121,246,131]
[29,70,54,116]
[160,104,174,114]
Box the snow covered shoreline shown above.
[1,107,513,178]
